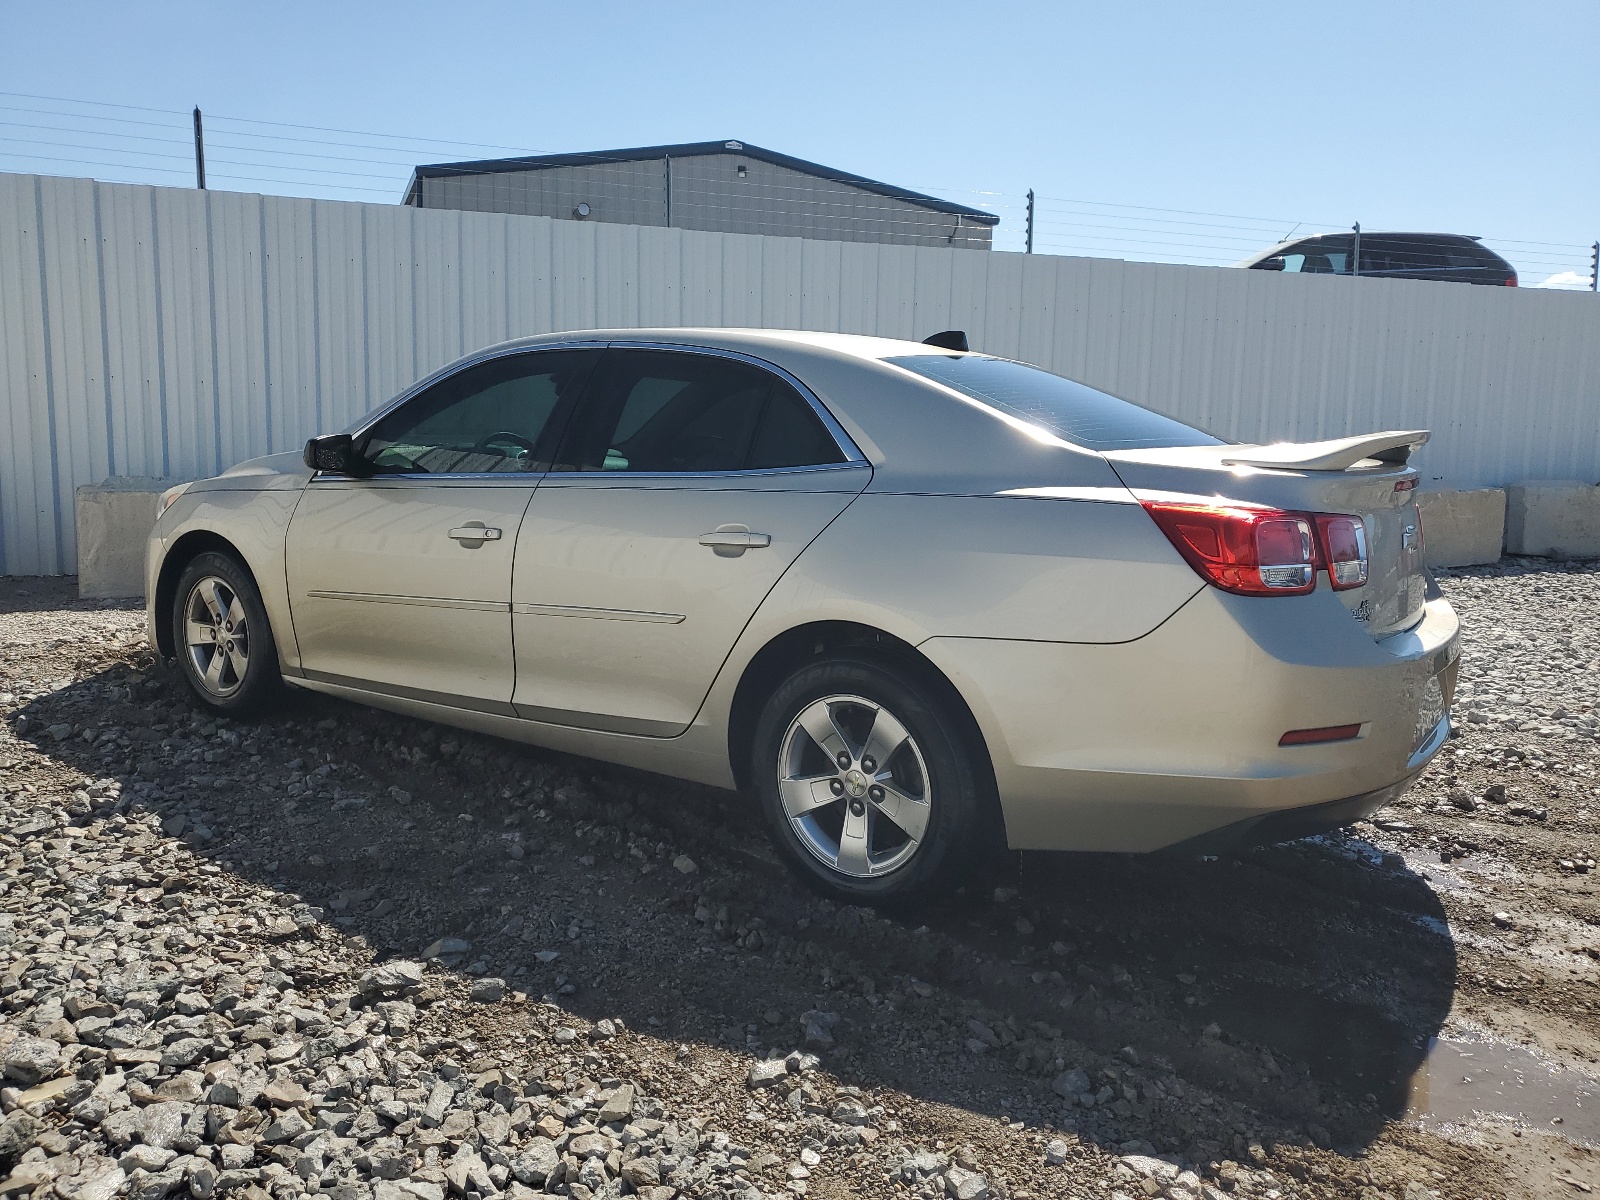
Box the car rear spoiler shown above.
[1220,430,1430,472]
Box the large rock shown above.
[799,1010,839,1052]
[509,1141,559,1187]
[1415,487,1506,567]
[747,1060,789,1089]
[139,1104,189,1151]
[943,1166,989,1200]
[1051,1068,1090,1099]
[2,1036,62,1085]
[356,961,425,997]
[0,1113,45,1162]
[1504,480,1600,558]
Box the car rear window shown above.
[885,354,1222,451]
[1364,236,1503,273]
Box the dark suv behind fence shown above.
[1239,232,1517,286]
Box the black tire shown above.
[751,654,996,907]
[169,551,283,717]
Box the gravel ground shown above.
[2,562,1599,1200]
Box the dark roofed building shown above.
[403,140,998,250]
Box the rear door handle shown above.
[699,526,771,556]
[448,525,502,543]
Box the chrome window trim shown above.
[313,336,866,484]
[543,461,869,484]
[308,471,549,486]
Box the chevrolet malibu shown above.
[147,329,1459,904]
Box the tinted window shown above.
[361,351,595,474]
[1361,236,1502,276]
[1280,236,1352,274]
[557,349,846,473]
[885,355,1221,452]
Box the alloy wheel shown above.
[777,693,932,878]
[183,576,250,698]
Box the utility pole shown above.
[1351,222,1361,277]
[1025,189,1034,255]
[1591,241,1598,292]
[192,107,206,190]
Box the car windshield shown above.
[885,354,1222,451]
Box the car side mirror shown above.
[303,433,362,474]
[1252,256,1286,272]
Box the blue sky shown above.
[3,0,1595,282]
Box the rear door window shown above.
[886,354,1221,451]
[1364,236,1499,277]
[555,349,847,473]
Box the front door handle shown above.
[699,526,771,557]
[448,525,502,544]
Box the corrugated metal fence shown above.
[4,170,1599,576]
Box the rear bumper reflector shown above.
[1279,724,1363,746]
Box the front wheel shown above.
[170,551,283,716]
[752,655,996,907]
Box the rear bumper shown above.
[1158,758,1428,856]
[921,583,1459,852]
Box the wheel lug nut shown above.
[835,751,851,769]
[869,785,885,802]
[861,756,876,773]
[830,778,845,795]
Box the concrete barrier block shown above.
[1504,480,1600,559]
[76,477,185,599]
[1415,487,1506,568]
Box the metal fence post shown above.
[193,107,206,190]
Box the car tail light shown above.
[1140,501,1317,596]
[1315,515,1368,589]
[1142,500,1373,597]
[1505,275,1518,287]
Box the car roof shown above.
[480,327,961,363]
[1235,231,1486,267]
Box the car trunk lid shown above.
[1103,431,1430,639]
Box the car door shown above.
[285,348,598,710]
[511,346,870,735]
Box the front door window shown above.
[361,351,597,475]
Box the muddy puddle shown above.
[1407,1031,1600,1145]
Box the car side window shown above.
[555,349,846,473]
[1277,238,1352,275]
[359,351,597,474]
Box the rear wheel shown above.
[170,551,282,716]
[752,654,994,907]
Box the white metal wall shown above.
[3,170,1599,577]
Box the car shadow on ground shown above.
[14,660,1456,1164]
